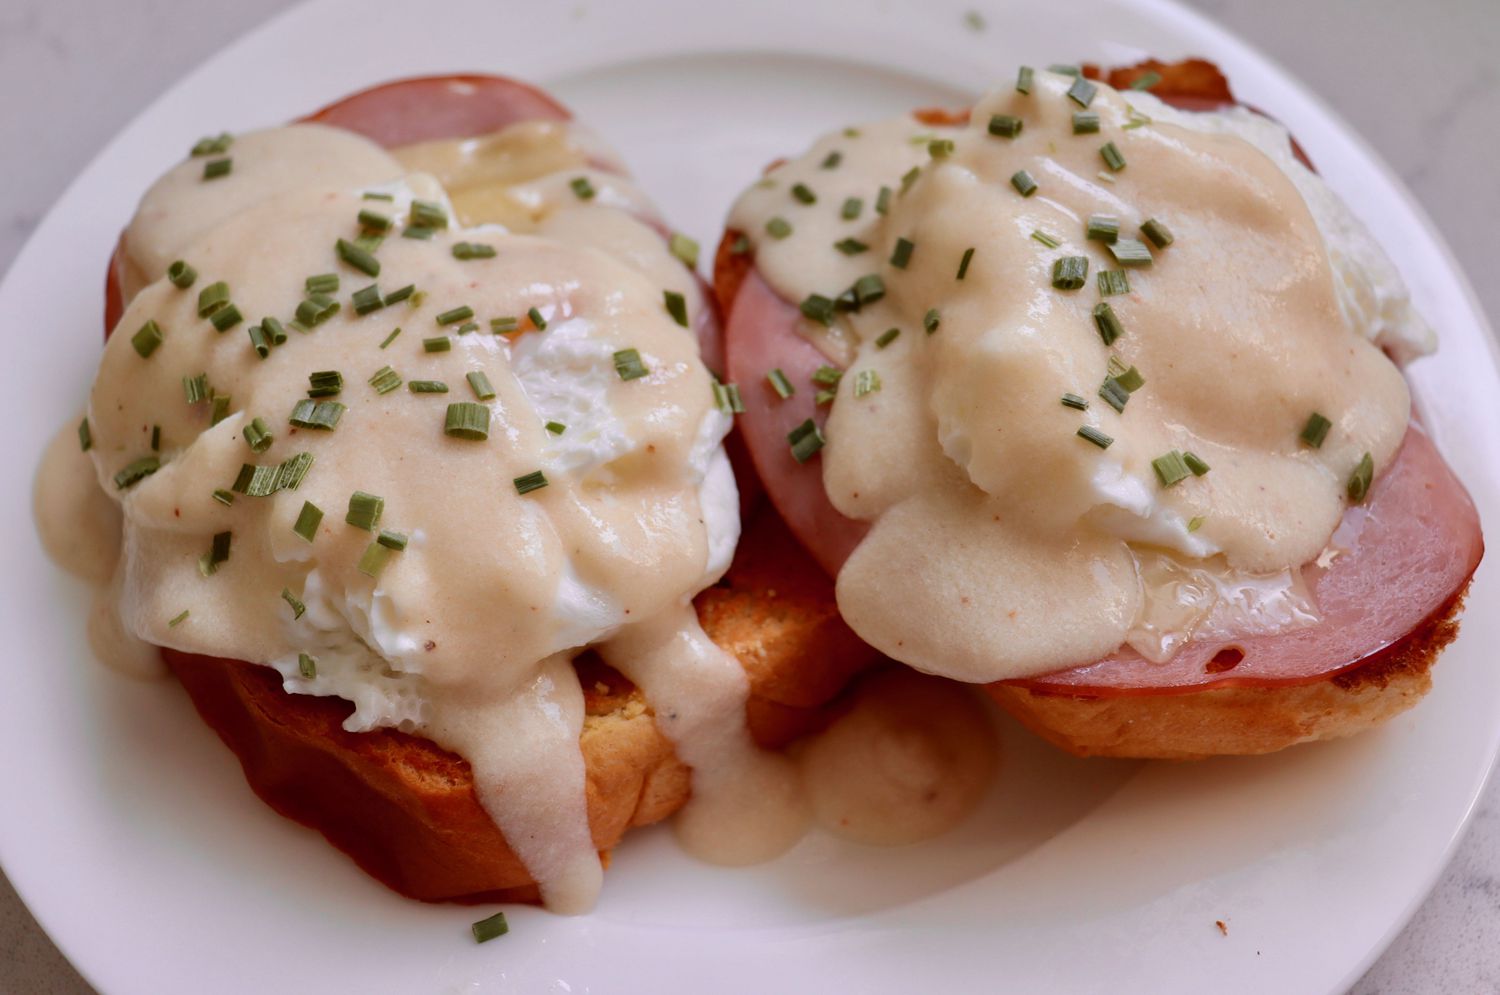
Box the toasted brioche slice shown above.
[168,502,877,903]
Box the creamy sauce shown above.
[39,120,773,913]
[730,71,1416,682]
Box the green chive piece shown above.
[729,234,751,255]
[408,380,449,394]
[384,284,416,307]
[202,157,232,181]
[150,425,161,452]
[353,233,384,254]
[168,610,190,628]
[1112,365,1145,392]
[1301,412,1333,448]
[1130,70,1163,91]
[307,371,343,397]
[1093,302,1124,344]
[183,373,210,404]
[423,336,452,353]
[923,308,941,334]
[472,911,510,944]
[712,382,744,415]
[190,133,232,157]
[766,217,793,239]
[527,307,548,331]
[1153,451,1192,487]
[210,303,243,332]
[167,260,197,288]
[293,501,323,543]
[1061,392,1089,410]
[1052,256,1088,290]
[368,366,403,395]
[306,273,340,295]
[900,166,921,194]
[834,238,869,255]
[1048,64,1082,77]
[1086,214,1120,243]
[401,225,436,240]
[821,151,843,170]
[928,139,955,159]
[1109,238,1153,268]
[853,274,886,306]
[287,399,345,431]
[436,306,473,326]
[1348,453,1375,502]
[113,455,160,489]
[357,209,392,233]
[1067,76,1098,108]
[815,389,836,406]
[295,294,340,327]
[613,348,648,381]
[664,290,689,328]
[1072,112,1101,134]
[211,393,230,426]
[656,231,698,270]
[957,248,976,280]
[345,491,383,531]
[787,419,826,463]
[890,237,915,269]
[131,320,164,358]
[444,402,491,440]
[791,182,817,205]
[1077,425,1113,449]
[352,284,385,316]
[840,198,863,221]
[336,238,380,277]
[547,421,570,436]
[197,281,230,317]
[202,531,231,574]
[243,417,273,453]
[452,241,497,260]
[875,186,893,215]
[1140,218,1175,249]
[410,200,448,229]
[462,371,495,401]
[800,294,836,326]
[875,327,900,349]
[1188,516,1206,533]
[262,317,288,344]
[854,369,882,397]
[212,488,234,506]
[278,452,314,491]
[1031,230,1061,249]
[1098,377,1130,413]
[78,417,92,452]
[811,366,843,387]
[767,368,794,399]
[248,324,271,358]
[1016,65,1034,94]
[379,327,402,349]
[569,176,596,200]
[1098,270,1130,296]
[1100,142,1127,171]
[1010,170,1038,197]
[1184,451,1211,476]
[487,316,518,336]
[514,470,548,495]
[297,651,316,677]
[362,191,394,202]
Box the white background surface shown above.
[1,0,1496,991]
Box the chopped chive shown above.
[1072,112,1100,134]
[840,197,863,220]
[787,419,825,463]
[1086,214,1120,243]
[368,365,403,395]
[183,373,210,404]
[379,327,402,349]
[875,327,900,349]
[569,176,596,200]
[834,238,869,255]
[211,488,234,506]
[956,247,975,280]
[307,370,343,397]
[656,232,697,271]
[210,303,243,332]
[190,133,232,157]
[423,336,452,353]
[1100,142,1126,171]
[1348,453,1375,502]
[1098,377,1130,413]
[131,319,164,358]
[890,237,915,269]
[262,316,287,344]
[927,139,955,159]
[1152,450,1192,487]
[1301,412,1332,448]
[384,284,415,307]
[357,209,392,233]
[1031,230,1061,249]
[168,610,190,628]
[362,191,394,202]
[444,402,490,440]
[336,238,380,277]
[854,369,882,397]
[1140,218,1174,249]
[401,225,436,240]
[488,316,518,336]
[1010,170,1037,197]
[288,399,345,430]
[712,381,744,414]
[1187,516,1205,533]
[295,293,340,327]
[408,380,449,394]
[800,294,836,326]
[1092,302,1124,344]
[513,470,548,495]
[377,529,408,551]
[345,491,383,531]
[875,186,893,215]
[815,389,836,406]
[1052,256,1088,290]
[1183,451,1211,476]
[545,420,567,435]
[1098,270,1130,296]
[1129,70,1163,91]
[664,290,689,328]
[248,324,271,358]
[821,151,843,170]
[297,652,316,677]
[899,166,921,194]
[243,417,273,453]
[466,371,496,400]
[1061,392,1089,410]
[1048,64,1082,77]
[210,393,232,426]
[78,417,92,452]
[113,455,160,490]
[472,911,509,944]
[1109,238,1153,268]
[1112,365,1145,392]
[436,306,473,326]
[202,157,232,181]
[791,182,817,205]
[293,501,323,543]
[167,260,197,288]
[922,308,941,335]
[853,273,886,305]
[811,365,843,387]
[452,241,496,260]
[613,349,648,381]
[306,273,340,295]
[1077,425,1113,449]
[766,217,793,239]
[767,368,795,398]
[197,281,230,317]
[269,452,314,492]
[410,200,448,229]
[353,233,384,254]
[351,284,385,316]
[1066,76,1098,108]
[1016,65,1034,93]
[527,307,548,331]
[1123,106,1153,130]
[729,234,751,255]
[201,531,231,574]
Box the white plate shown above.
[3,0,1498,991]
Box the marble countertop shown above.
[2,0,1496,991]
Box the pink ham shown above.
[722,260,1483,695]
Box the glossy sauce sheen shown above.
[728,72,1427,684]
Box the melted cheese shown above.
[729,72,1415,682]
